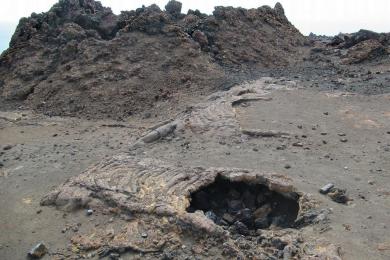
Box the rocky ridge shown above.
[0,0,306,119]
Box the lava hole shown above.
[187,176,300,233]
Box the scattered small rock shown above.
[222,213,235,224]
[254,217,270,229]
[358,193,367,200]
[292,142,303,147]
[86,209,93,216]
[294,208,330,227]
[340,138,348,143]
[28,242,47,258]
[191,245,203,254]
[233,221,249,235]
[319,183,334,194]
[343,223,352,231]
[236,208,253,226]
[205,211,218,222]
[3,145,13,151]
[271,238,287,250]
[109,252,120,259]
[327,188,349,204]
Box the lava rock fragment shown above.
[28,242,47,258]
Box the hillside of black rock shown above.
[0,0,306,119]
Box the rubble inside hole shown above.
[187,176,300,233]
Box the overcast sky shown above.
[1,0,389,52]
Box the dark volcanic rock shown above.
[233,221,249,235]
[326,29,390,64]
[342,39,388,64]
[308,28,390,87]
[327,188,349,204]
[0,0,305,119]
[254,217,270,229]
[165,0,182,18]
[331,29,383,49]
[188,176,300,232]
[28,242,48,258]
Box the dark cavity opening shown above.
[187,176,300,234]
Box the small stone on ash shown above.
[28,242,47,258]
[292,142,303,147]
[319,183,334,194]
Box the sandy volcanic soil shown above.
[0,78,390,260]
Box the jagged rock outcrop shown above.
[0,0,306,119]
[329,29,390,49]
[165,0,182,18]
[328,29,390,64]
[341,39,388,64]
